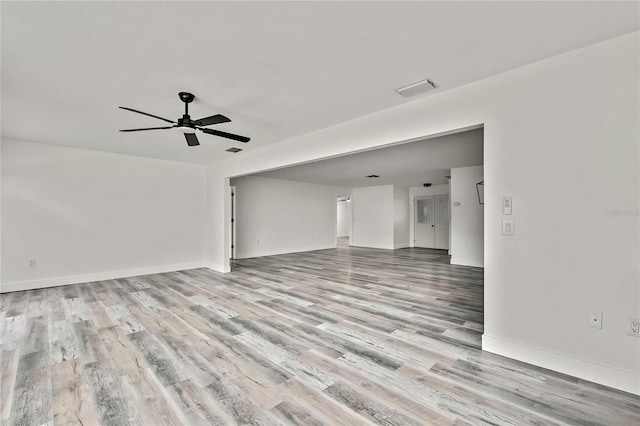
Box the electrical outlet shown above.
[588,312,603,329]
[626,318,640,337]
[28,258,37,268]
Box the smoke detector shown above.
[395,78,437,98]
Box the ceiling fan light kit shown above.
[119,92,250,147]
[176,126,197,134]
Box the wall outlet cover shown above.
[626,318,640,337]
[588,312,603,329]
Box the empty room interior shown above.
[1,2,639,425]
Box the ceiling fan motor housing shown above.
[178,92,196,130]
[177,116,194,128]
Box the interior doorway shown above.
[336,195,351,247]
[230,186,236,259]
[227,126,482,271]
[414,194,450,249]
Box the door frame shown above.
[410,190,451,248]
[230,185,236,259]
[336,195,351,246]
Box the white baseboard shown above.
[349,243,395,250]
[235,244,336,260]
[482,334,640,396]
[0,261,208,293]
[203,262,229,273]
[451,256,483,267]
[394,243,410,249]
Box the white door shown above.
[414,196,435,248]
[435,194,450,250]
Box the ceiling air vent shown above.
[395,78,437,98]
[226,147,243,153]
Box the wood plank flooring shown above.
[1,244,639,425]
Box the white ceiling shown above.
[1,2,638,165]
[251,127,483,188]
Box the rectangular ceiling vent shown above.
[395,78,437,98]
[226,147,243,153]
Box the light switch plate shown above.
[502,219,515,236]
[503,196,512,215]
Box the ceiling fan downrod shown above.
[179,92,195,116]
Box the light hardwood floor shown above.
[1,244,639,425]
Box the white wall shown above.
[350,185,409,249]
[1,140,207,292]
[409,184,450,248]
[393,186,410,248]
[336,200,350,237]
[207,33,640,394]
[231,176,348,258]
[450,166,484,267]
[351,185,394,249]
[0,141,3,282]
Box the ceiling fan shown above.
[119,92,250,146]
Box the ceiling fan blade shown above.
[119,126,174,132]
[119,107,176,124]
[185,133,200,146]
[199,128,250,143]
[193,114,231,127]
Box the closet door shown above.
[435,194,450,250]
[414,196,435,248]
